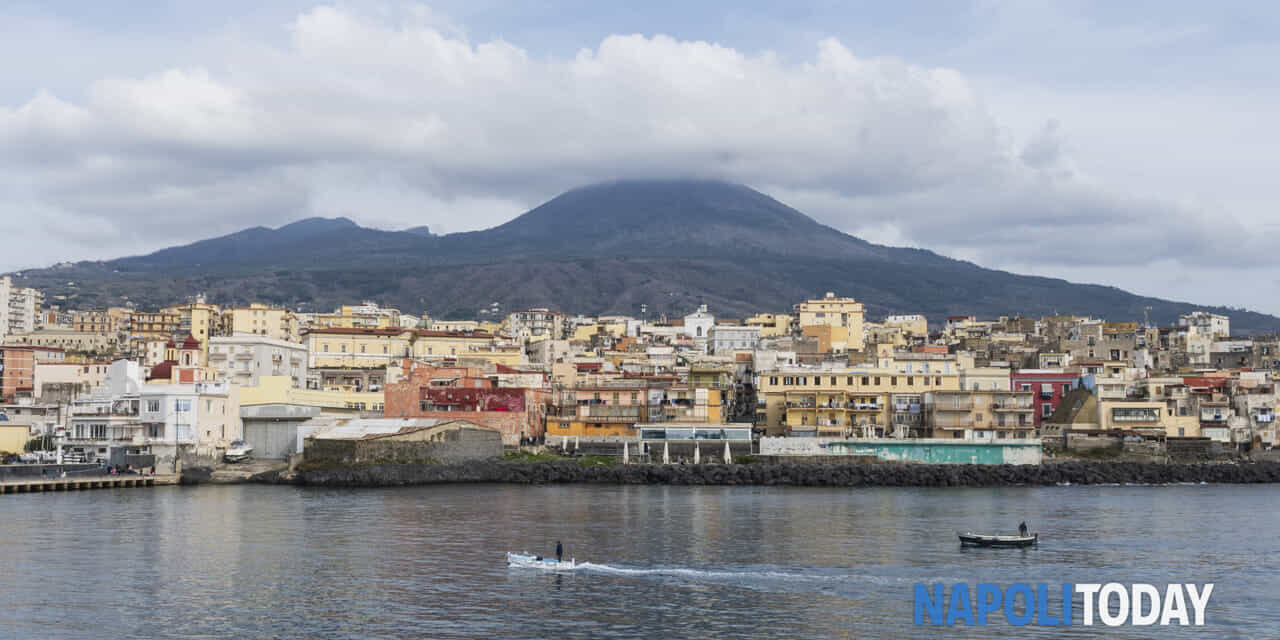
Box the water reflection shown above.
[1,483,1276,638]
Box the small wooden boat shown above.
[506,551,578,569]
[958,531,1038,548]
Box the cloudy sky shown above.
[2,1,1277,313]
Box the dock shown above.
[0,474,179,494]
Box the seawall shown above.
[253,460,1280,488]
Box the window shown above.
[1020,383,1032,391]
[770,376,778,385]
[907,377,914,386]
[830,376,837,386]
[147,424,162,438]
[936,377,942,386]
[146,400,160,412]
[846,376,853,385]
[91,424,107,439]
[1042,403,1052,417]
[323,344,329,352]
[360,345,366,353]
[175,399,191,412]
[890,377,897,386]
[875,377,881,386]
[862,376,870,386]
[814,377,821,387]
[341,344,346,353]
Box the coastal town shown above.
[0,273,1276,478]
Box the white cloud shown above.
[0,4,1274,313]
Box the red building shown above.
[383,361,548,446]
[1010,370,1082,431]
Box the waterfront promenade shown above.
[0,473,177,494]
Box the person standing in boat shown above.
[555,541,563,563]
[1018,522,1029,536]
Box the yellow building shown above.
[310,303,401,329]
[927,390,1036,440]
[72,307,131,337]
[883,314,928,337]
[795,292,865,352]
[306,328,411,368]
[239,375,384,412]
[0,424,28,455]
[757,367,961,437]
[127,310,180,354]
[546,384,725,437]
[168,301,224,358]
[306,328,506,369]
[1096,400,1169,437]
[228,303,299,341]
[864,323,907,349]
[411,331,503,360]
[744,313,792,337]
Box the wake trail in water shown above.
[551,562,907,588]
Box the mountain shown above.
[11,179,1280,333]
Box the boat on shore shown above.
[224,440,254,463]
[506,551,578,569]
[957,531,1038,548]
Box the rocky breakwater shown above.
[252,460,1280,488]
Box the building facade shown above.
[209,335,308,389]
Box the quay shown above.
[1,474,178,494]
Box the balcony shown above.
[578,406,642,422]
[932,414,974,428]
[992,400,1033,411]
[850,403,883,411]
[1255,414,1275,423]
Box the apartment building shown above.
[795,292,865,353]
[925,390,1036,440]
[0,276,42,337]
[209,335,308,389]
[227,303,299,342]
[756,366,961,437]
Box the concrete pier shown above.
[0,475,178,494]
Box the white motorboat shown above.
[506,551,578,570]
[224,440,254,463]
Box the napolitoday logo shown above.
[914,583,1213,627]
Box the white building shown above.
[0,276,42,337]
[209,334,308,389]
[61,360,241,468]
[683,305,715,348]
[1179,312,1230,339]
[709,325,761,355]
[507,308,565,342]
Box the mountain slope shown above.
[10,180,1279,333]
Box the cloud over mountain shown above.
[0,4,1272,312]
